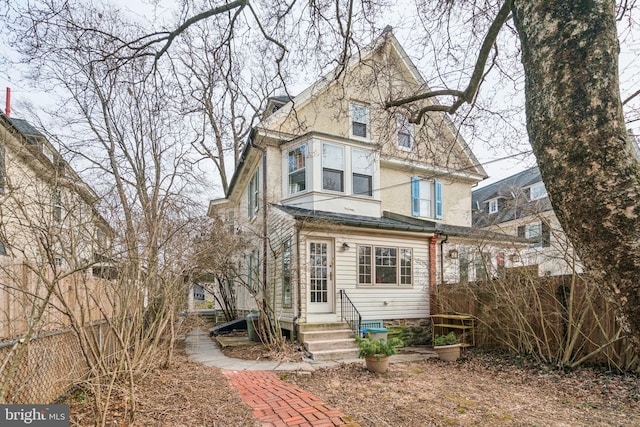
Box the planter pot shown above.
[434,344,461,362]
[364,355,390,373]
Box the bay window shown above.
[288,145,306,194]
[352,148,373,196]
[322,143,344,192]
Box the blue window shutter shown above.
[411,176,420,216]
[435,180,443,219]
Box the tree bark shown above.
[512,0,640,347]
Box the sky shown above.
[1,1,638,196]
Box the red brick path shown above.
[224,370,360,427]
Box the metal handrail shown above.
[339,289,362,337]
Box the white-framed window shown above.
[288,145,307,194]
[488,199,499,214]
[397,115,413,149]
[529,182,548,200]
[411,176,442,219]
[282,239,292,308]
[351,103,369,138]
[322,143,344,192]
[247,169,259,219]
[247,249,260,293]
[351,148,373,197]
[358,245,412,286]
[518,221,551,248]
[53,190,64,222]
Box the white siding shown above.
[299,229,430,321]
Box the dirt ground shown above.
[68,331,640,426]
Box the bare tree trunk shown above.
[512,0,640,347]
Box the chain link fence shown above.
[0,322,118,403]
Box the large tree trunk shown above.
[512,1,640,347]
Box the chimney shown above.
[5,87,10,118]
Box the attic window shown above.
[397,115,413,149]
[529,183,547,200]
[488,199,498,214]
[351,103,369,138]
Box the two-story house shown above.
[208,29,520,359]
[0,110,112,273]
[472,166,583,277]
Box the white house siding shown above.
[298,227,431,323]
[265,207,297,328]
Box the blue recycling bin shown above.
[363,327,388,341]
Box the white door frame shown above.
[307,239,335,316]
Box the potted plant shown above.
[356,334,403,373]
[433,331,462,362]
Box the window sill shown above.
[356,284,414,289]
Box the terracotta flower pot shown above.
[434,344,461,362]
[364,355,390,373]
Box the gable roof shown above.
[256,29,486,179]
[472,166,553,226]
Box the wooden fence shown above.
[431,275,639,370]
[0,257,119,403]
[0,257,114,340]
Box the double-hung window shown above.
[358,245,412,286]
[351,103,369,138]
[53,190,64,222]
[397,115,413,149]
[529,182,548,200]
[247,169,259,219]
[282,239,292,308]
[322,144,344,192]
[288,145,306,194]
[518,221,551,248]
[411,176,442,219]
[352,148,373,196]
[247,249,260,293]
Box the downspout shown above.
[260,145,268,322]
[439,234,448,285]
[293,222,302,341]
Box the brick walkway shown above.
[224,370,360,427]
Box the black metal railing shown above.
[339,289,362,337]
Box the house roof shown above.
[471,166,553,227]
[274,204,437,233]
[274,205,527,243]
[472,166,543,203]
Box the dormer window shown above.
[488,199,498,214]
[529,182,547,200]
[351,103,369,138]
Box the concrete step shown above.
[310,348,360,361]
[303,338,358,352]
[298,322,352,332]
[299,329,355,342]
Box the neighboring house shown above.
[472,166,583,277]
[208,29,520,359]
[0,110,111,272]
